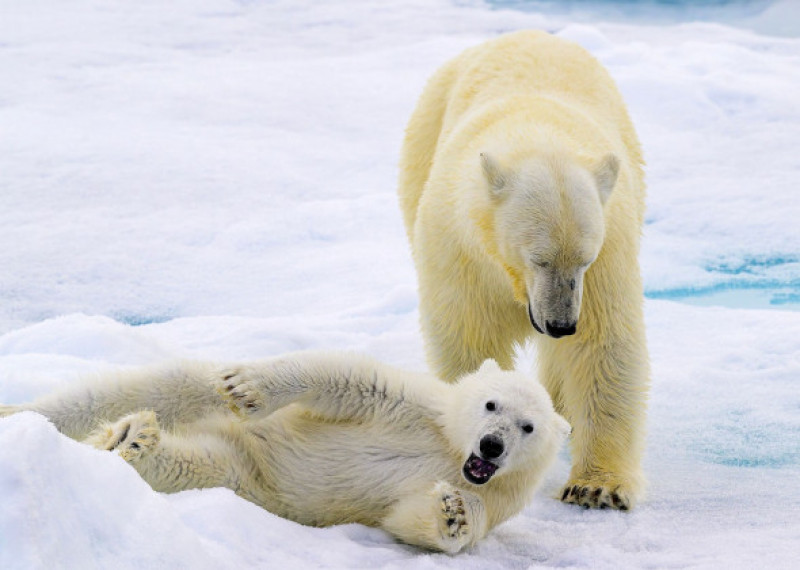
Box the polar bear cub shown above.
[0,352,569,553]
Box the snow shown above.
[1,0,798,568]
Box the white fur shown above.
[1,352,569,553]
[398,30,650,509]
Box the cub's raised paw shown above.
[434,482,471,552]
[559,476,636,511]
[84,410,160,463]
[214,368,264,418]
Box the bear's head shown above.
[479,149,618,339]
[443,359,571,486]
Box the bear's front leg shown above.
[418,272,522,384]
[540,315,648,510]
[213,354,439,425]
[381,481,487,554]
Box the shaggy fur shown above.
[398,30,650,509]
[1,352,569,553]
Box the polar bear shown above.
[0,352,569,553]
[398,30,649,509]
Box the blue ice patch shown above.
[646,255,800,311]
[691,414,800,468]
[484,0,772,19]
[481,0,796,37]
[112,313,175,327]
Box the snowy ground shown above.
[1,1,798,568]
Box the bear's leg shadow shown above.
[381,481,487,554]
[85,410,249,495]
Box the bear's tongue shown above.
[463,454,498,485]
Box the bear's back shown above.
[440,31,639,162]
[400,31,644,238]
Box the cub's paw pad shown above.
[85,411,160,462]
[440,489,469,540]
[214,368,264,417]
[560,480,632,511]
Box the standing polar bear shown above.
[399,30,649,509]
[1,352,569,553]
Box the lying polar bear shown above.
[0,352,569,553]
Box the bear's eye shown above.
[485,401,497,412]
[522,423,534,434]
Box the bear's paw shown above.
[559,476,634,511]
[215,368,265,418]
[432,481,473,552]
[84,410,160,463]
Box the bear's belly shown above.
[250,415,461,527]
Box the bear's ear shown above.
[480,153,510,200]
[593,153,619,205]
[478,358,502,374]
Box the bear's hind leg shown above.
[84,410,160,462]
[381,481,487,554]
[85,411,249,496]
[0,404,20,418]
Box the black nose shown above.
[479,434,505,459]
[545,321,576,338]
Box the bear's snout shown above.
[479,434,505,460]
[545,320,577,338]
[528,304,544,334]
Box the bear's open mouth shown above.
[462,453,499,485]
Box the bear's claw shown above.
[84,410,160,462]
[431,481,473,552]
[215,368,264,418]
[441,491,469,539]
[560,479,632,510]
